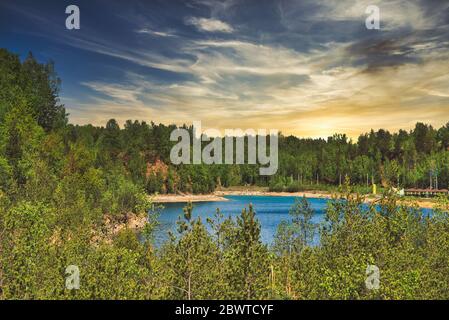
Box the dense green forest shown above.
[1,48,449,299]
[3,48,449,196]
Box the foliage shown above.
[1,48,449,300]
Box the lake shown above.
[151,196,333,246]
[153,195,434,246]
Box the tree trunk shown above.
[188,273,191,300]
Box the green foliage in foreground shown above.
[2,183,449,299]
[2,48,449,300]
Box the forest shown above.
[1,48,449,299]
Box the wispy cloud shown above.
[185,17,234,33]
[69,29,449,137]
[135,28,177,37]
[6,0,449,137]
[65,0,449,136]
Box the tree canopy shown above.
[1,48,449,300]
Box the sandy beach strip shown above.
[153,190,438,209]
[215,190,333,199]
[153,190,330,203]
[154,194,229,203]
[217,190,438,209]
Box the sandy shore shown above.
[153,190,438,209]
[215,190,332,199]
[218,190,438,209]
[154,190,335,204]
[154,194,228,203]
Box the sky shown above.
[1,0,449,138]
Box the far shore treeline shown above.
[2,49,448,196]
[2,48,449,300]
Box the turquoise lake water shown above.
[153,195,433,246]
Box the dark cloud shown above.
[344,0,449,73]
[345,37,421,72]
[418,0,449,26]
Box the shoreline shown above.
[219,190,438,209]
[215,190,333,199]
[153,194,229,203]
[153,190,438,209]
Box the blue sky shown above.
[1,0,449,137]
